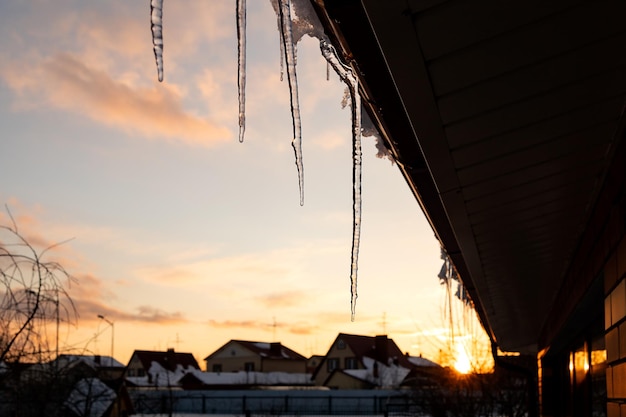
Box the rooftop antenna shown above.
[272,317,277,341]
[382,312,387,335]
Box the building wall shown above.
[314,337,361,386]
[205,343,306,373]
[537,139,625,417]
[324,372,371,390]
[262,358,307,373]
[205,343,261,372]
[126,354,145,377]
[605,237,626,416]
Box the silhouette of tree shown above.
[0,207,76,365]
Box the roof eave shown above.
[313,0,497,346]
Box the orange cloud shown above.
[208,318,321,336]
[0,203,187,328]
[255,290,308,308]
[72,296,186,325]
[2,53,232,146]
[287,322,320,335]
[208,319,268,330]
[130,306,186,324]
[135,254,290,287]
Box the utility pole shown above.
[97,315,114,366]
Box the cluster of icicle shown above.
[150,0,366,321]
[438,248,471,306]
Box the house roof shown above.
[130,349,199,372]
[179,369,313,388]
[406,355,441,368]
[325,334,414,369]
[64,378,116,417]
[204,340,306,361]
[324,369,376,389]
[312,0,626,353]
[55,354,125,369]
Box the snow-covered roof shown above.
[126,360,191,388]
[205,340,306,361]
[183,369,313,386]
[64,378,116,417]
[55,354,124,369]
[341,356,410,388]
[407,355,441,368]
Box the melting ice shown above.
[320,40,362,321]
[149,0,371,320]
[150,0,164,82]
[237,0,247,142]
[277,0,305,207]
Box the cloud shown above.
[255,290,308,308]
[135,253,290,287]
[287,321,320,335]
[130,306,186,323]
[0,203,80,275]
[208,318,319,336]
[73,297,186,325]
[69,274,187,325]
[0,207,186,328]
[2,53,232,146]
[208,319,269,330]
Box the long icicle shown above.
[320,39,362,321]
[150,0,164,82]
[278,0,305,206]
[236,0,247,142]
[277,9,285,82]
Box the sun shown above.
[453,341,472,374]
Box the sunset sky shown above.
[0,1,472,368]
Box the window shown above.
[212,364,222,372]
[327,358,339,372]
[245,362,255,372]
[137,368,145,377]
[345,357,358,369]
[337,339,346,350]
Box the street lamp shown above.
[97,314,114,366]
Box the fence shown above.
[129,389,420,416]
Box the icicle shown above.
[237,0,247,143]
[277,11,285,82]
[150,0,164,82]
[278,0,305,206]
[320,39,362,321]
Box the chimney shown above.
[270,342,282,356]
[166,348,175,371]
[375,335,388,362]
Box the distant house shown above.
[125,348,200,388]
[312,333,436,389]
[307,355,324,374]
[0,355,132,417]
[204,340,307,374]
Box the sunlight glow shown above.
[453,341,472,374]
